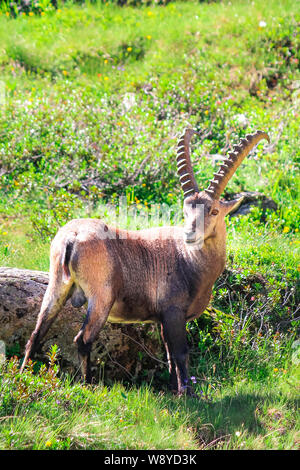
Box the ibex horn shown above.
[177,128,199,198]
[204,130,270,199]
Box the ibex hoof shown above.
[174,385,199,399]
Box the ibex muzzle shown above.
[21,129,269,395]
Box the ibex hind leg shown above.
[74,289,114,384]
[20,279,72,372]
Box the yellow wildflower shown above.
[283,226,290,233]
[45,440,52,447]
[146,35,152,40]
[62,70,68,76]
[104,76,109,81]
[29,11,34,16]
[127,47,132,52]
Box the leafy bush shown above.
[0,0,55,17]
[1,345,60,414]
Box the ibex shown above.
[21,129,269,394]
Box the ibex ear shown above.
[222,196,244,216]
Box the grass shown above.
[0,351,299,450]
[0,0,299,450]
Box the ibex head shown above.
[177,129,270,244]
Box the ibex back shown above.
[21,129,269,394]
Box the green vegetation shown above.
[0,345,299,450]
[0,0,299,450]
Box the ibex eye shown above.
[211,209,219,216]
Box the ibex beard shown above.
[21,129,269,395]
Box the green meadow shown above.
[0,0,299,450]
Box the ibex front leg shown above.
[161,307,190,395]
[74,289,114,383]
[160,324,177,392]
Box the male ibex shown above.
[21,129,269,394]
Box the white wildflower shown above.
[259,20,267,28]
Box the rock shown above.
[0,267,164,382]
[225,191,277,218]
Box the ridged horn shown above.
[177,128,199,197]
[205,130,270,199]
